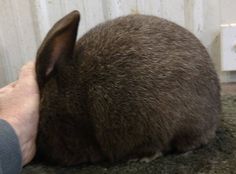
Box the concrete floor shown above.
[222,83,236,94]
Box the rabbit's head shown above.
[36,11,80,115]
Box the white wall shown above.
[0,0,235,87]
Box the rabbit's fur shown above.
[36,11,221,166]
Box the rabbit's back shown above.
[73,15,220,161]
[76,14,218,90]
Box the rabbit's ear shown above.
[36,10,80,89]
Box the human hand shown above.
[0,61,39,166]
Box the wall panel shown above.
[0,0,235,87]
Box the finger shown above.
[17,61,39,95]
[8,81,17,88]
[19,61,36,81]
[0,81,17,93]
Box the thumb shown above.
[18,61,39,95]
[19,61,36,81]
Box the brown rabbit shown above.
[35,10,221,166]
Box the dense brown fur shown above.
[36,11,221,166]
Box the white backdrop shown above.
[0,0,236,87]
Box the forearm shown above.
[0,119,22,174]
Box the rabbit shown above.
[35,10,221,166]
